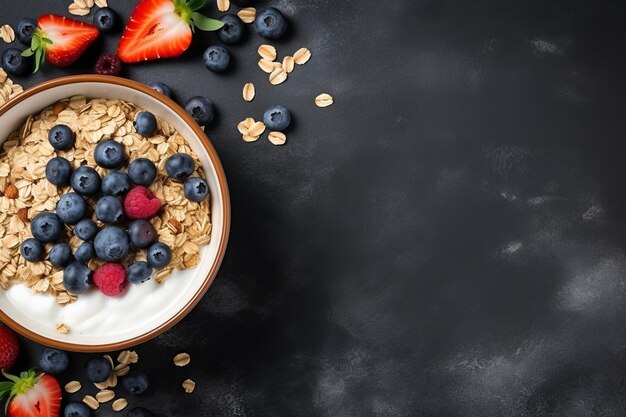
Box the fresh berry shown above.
[48,124,75,150]
[75,242,95,263]
[263,105,291,131]
[56,192,87,225]
[23,14,100,72]
[39,348,69,375]
[71,166,101,196]
[86,357,112,382]
[31,212,63,242]
[146,242,171,269]
[122,371,149,395]
[94,226,130,262]
[0,370,61,417]
[254,7,287,39]
[45,156,73,186]
[95,140,126,169]
[218,14,244,44]
[117,0,224,64]
[184,177,209,202]
[95,196,124,224]
[127,262,153,284]
[102,171,131,196]
[20,238,44,262]
[128,220,156,248]
[134,112,157,137]
[127,407,154,417]
[93,7,118,33]
[93,263,127,296]
[202,45,230,72]
[15,18,37,46]
[49,243,73,267]
[74,219,98,241]
[95,53,123,76]
[165,153,194,181]
[128,158,157,186]
[64,401,91,417]
[123,186,161,219]
[1,48,31,76]
[184,96,214,126]
[148,82,171,98]
[63,262,92,294]
[0,324,19,371]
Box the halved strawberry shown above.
[0,370,61,417]
[22,15,100,72]
[118,0,224,63]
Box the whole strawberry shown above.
[0,324,19,372]
[0,369,61,417]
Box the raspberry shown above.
[93,263,127,296]
[95,53,123,76]
[123,186,161,219]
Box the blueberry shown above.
[184,177,209,202]
[93,7,118,33]
[75,242,95,263]
[146,242,172,269]
[254,7,287,39]
[148,82,172,98]
[95,196,124,224]
[31,212,63,243]
[134,111,157,137]
[49,243,73,268]
[202,45,230,73]
[128,158,157,186]
[56,192,87,225]
[128,220,156,248]
[263,105,291,131]
[1,48,31,76]
[45,157,73,186]
[16,18,37,46]
[218,14,244,44]
[63,262,92,294]
[74,219,98,241]
[86,357,112,383]
[71,166,101,196]
[20,238,44,262]
[94,140,126,169]
[94,226,130,262]
[127,262,153,284]
[122,371,149,395]
[184,96,214,126]
[48,125,75,151]
[101,171,131,196]
[127,407,154,417]
[39,348,69,374]
[165,153,194,181]
[64,402,91,417]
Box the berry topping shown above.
[95,53,123,76]
[123,186,161,219]
[127,261,153,284]
[101,171,131,196]
[128,158,157,186]
[45,157,73,186]
[218,14,244,44]
[31,212,64,243]
[165,153,194,181]
[63,262,93,294]
[20,238,44,262]
[74,219,98,241]
[56,192,87,225]
[94,226,130,262]
[93,263,127,296]
[94,140,126,169]
[148,82,172,98]
[95,196,124,224]
[49,243,73,267]
[48,124,75,151]
[70,166,102,196]
[122,371,149,395]
[75,241,95,263]
[184,177,209,202]
[128,220,157,248]
[133,112,157,137]
[146,242,172,269]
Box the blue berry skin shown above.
[74,219,98,241]
[20,238,44,262]
[122,371,149,395]
[31,212,63,243]
[94,226,130,262]
[128,220,156,249]
[64,402,91,417]
[49,243,73,268]
[16,18,37,46]
[1,48,31,76]
[128,158,157,186]
[203,46,230,73]
[149,82,172,98]
[75,242,95,263]
[39,348,69,375]
[146,242,172,269]
[165,153,194,181]
[134,111,157,137]
[56,192,87,225]
[86,357,112,383]
[127,262,153,284]
[48,125,75,151]
[93,7,118,33]
[45,157,73,186]
[218,14,244,44]
[127,407,154,417]
[94,140,126,169]
[254,8,287,39]
[71,166,101,196]
[184,96,214,126]
[63,262,92,294]
[184,177,209,202]
[101,171,131,196]
[263,105,291,131]
[95,196,124,224]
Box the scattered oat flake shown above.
[268,131,287,146]
[269,66,288,85]
[293,48,312,65]
[258,59,276,74]
[106,372,118,388]
[112,398,128,412]
[237,118,254,135]
[95,0,108,6]
[173,353,191,367]
[237,7,256,23]
[248,121,266,137]
[68,3,90,16]
[96,389,115,403]
[0,25,15,43]
[258,44,277,61]
[103,354,114,368]
[128,351,139,363]
[182,379,196,393]
[282,56,295,73]
[242,83,255,102]
[65,381,81,394]
[94,380,109,390]
[243,134,259,143]
[83,395,99,410]
[216,0,230,12]
[117,350,131,364]
[315,93,334,108]
[56,323,70,334]
[114,363,130,376]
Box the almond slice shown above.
[268,131,287,146]
[216,0,230,12]
[258,44,277,61]
[65,381,81,394]
[258,59,276,73]
[282,56,295,74]
[237,7,256,23]
[173,352,191,367]
[0,25,15,43]
[293,48,312,65]
[315,93,334,108]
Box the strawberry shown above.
[22,15,100,72]
[0,325,19,372]
[0,370,61,417]
[118,0,224,63]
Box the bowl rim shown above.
[0,75,231,352]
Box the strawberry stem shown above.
[173,0,224,32]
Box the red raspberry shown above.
[123,186,161,219]
[95,53,123,76]
[93,263,127,296]
[0,324,19,371]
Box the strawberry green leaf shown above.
[34,48,44,73]
[191,12,224,31]
[187,0,206,11]
[21,48,35,57]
